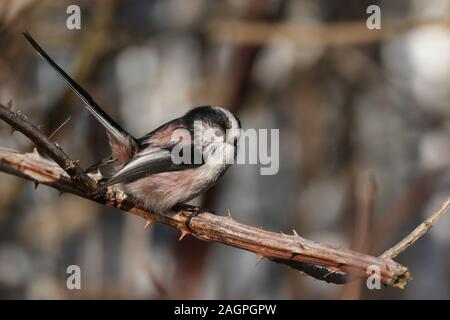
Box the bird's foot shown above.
[185,208,201,231]
[173,204,215,231]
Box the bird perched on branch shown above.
[23,32,241,215]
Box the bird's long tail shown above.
[23,32,134,145]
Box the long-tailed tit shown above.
[23,32,241,214]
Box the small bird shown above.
[23,32,241,214]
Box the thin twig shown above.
[381,197,450,259]
[48,116,71,140]
[373,171,438,254]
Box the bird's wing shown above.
[96,143,203,190]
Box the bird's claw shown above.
[173,204,214,231]
[182,205,208,231]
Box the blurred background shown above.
[0,0,450,299]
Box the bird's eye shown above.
[214,129,223,137]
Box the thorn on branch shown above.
[64,162,76,172]
[87,169,104,182]
[144,218,155,229]
[255,254,264,266]
[323,270,338,280]
[292,229,306,250]
[5,100,13,110]
[289,252,299,260]
[178,228,191,240]
[31,148,40,156]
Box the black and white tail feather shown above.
[23,32,133,145]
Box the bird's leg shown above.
[173,204,215,231]
[185,208,201,232]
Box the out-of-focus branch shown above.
[351,173,377,254]
[339,173,377,299]
[208,18,450,47]
[0,103,415,288]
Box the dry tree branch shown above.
[0,103,447,289]
[0,146,409,288]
